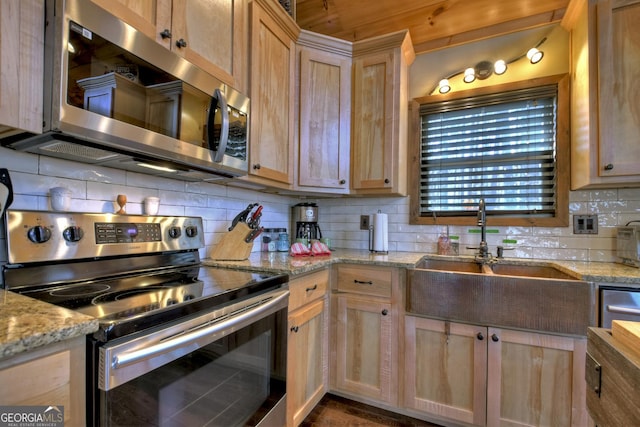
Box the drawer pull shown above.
[354,279,373,285]
[306,284,318,292]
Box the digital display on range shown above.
[95,222,162,244]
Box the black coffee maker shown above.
[291,202,322,241]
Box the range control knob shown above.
[168,226,182,239]
[62,226,84,242]
[185,226,198,238]
[27,225,52,244]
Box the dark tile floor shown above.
[300,394,443,426]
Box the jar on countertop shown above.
[277,232,289,252]
[262,228,286,252]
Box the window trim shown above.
[409,74,570,227]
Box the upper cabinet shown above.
[89,0,248,92]
[295,31,352,194]
[0,0,44,137]
[569,0,640,189]
[246,0,299,186]
[351,31,415,196]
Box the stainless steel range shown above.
[2,210,289,427]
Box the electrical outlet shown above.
[360,215,370,230]
[573,214,598,234]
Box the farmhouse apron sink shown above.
[407,258,596,335]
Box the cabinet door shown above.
[171,0,247,89]
[89,0,171,45]
[404,317,487,426]
[596,0,640,178]
[351,51,394,191]
[487,328,588,427]
[0,0,43,136]
[249,1,296,185]
[287,298,328,427]
[0,336,86,426]
[333,294,396,405]
[297,48,351,191]
[90,0,246,90]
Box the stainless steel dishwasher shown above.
[600,286,640,328]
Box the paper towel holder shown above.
[369,210,389,254]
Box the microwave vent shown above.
[40,141,120,162]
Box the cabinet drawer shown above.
[335,265,392,298]
[289,269,329,311]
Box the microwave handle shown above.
[209,88,229,162]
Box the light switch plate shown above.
[573,214,598,234]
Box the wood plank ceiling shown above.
[295,0,571,54]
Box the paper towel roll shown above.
[371,212,388,253]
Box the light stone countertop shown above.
[4,250,640,362]
[0,290,98,360]
[203,249,640,285]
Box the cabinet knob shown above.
[176,38,187,48]
[160,29,172,39]
[290,326,299,333]
[384,178,390,184]
[477,332,484,340]
[253,163,261,170]
[339,179,346,185]
[381,309,388,316]
[604,163,614,171]
[491,333,499,342]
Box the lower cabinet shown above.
[330,264,401,406]
[404,316,588,427]
[287,269,330,427]
[0,335,86,427]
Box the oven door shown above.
[91,289,288,426]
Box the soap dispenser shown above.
[437,226,450,255]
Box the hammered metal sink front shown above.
[407,259,596,335]
[415,258,578,280]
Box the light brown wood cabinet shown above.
[330,265,401,406]
[0,0,43,137]
[89,0,248,91]
[569,0,640,189]
[287,269,329,427]
[0,336,86,427]
[294,31,352,194]
[246,0,299,186]
[404,316,588,427]
[351,31,415,196]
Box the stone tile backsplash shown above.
[2,147,640,277]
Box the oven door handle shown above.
[606,304,640,317]
[111,290,288,370]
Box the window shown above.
[409,75,569,227]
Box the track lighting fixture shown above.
[430,37,546,95]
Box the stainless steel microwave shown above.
[1,0,249,180]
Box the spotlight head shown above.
[527,48,544,64]
[438,79,451,94]
[463,68,476,83]
[494,59,507,75]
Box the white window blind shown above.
[419,85,558,217]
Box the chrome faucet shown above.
[475,199,491,263]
